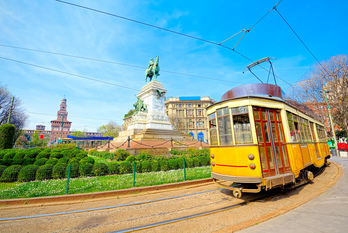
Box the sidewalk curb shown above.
[0,178,213,206]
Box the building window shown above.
[198,104,201,107]
[197,109,202,116]
[188,109,193,116]
[179,104,182,108]
[188,104,192,108]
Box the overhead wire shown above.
[273,7,327,73]
[0,44,244,85]
[0,56,140,91]
[55,0,291,87]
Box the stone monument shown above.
[114,57,191,142]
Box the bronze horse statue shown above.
[145,56,160,83]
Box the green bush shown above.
[1,159,12,167]
[46,158,58,166]
[80,157,95,165]
[11,159,25,165]
[50,151,63,160]
[0,149,10,159]
[151,160,160,172]
[135,161,141,173]
[141,160,151,173]
[0,165,22,182]
[24,148,42,159]
[168,159,179,170]
[13,150,26,160]
[92,163,108,176]
[119,161,132,174]
[198,156,210,166]
[136,151,154,161]
[22,158,36,166]
[170,149,182,155]
[79,163,93,176]
[18,165,39,182]
[192,157,200,167]
[125,155,136,163]
[0,165,8,177]
[159,160,169,171]
[108,163,119,174]
[36,165,53,180]
[115,149,130,161]
[185,158,193,168]
[57,157,69,166]
[52,164,66,179]
[36,149,51,159]
[0,123,16,149]
[197,149,210,157]
[66,164,79,178]
[68,157,81,165]
[34,158,48,166]
[3,150,16,160]
[177,158,184,169]
[76,151,88,159]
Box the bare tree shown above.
[0,85,27,142]
[293,55,348,133]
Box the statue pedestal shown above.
[114,81,191,142]
[128,81,173,130]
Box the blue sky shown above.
[1,0,347,132]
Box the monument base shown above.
[113,128,191,142]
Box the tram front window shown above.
[209,113,218,145]
[232,106,252,144]
[217,107,232,145]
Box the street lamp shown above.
[323,90,338,156]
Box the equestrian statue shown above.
[145,56,160,83]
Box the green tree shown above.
[31,131,49,147]
[124,109,135,118]
[97,121,121,137]
[70,131,86,137]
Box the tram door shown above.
[253,108,291,178]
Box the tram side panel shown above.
[210,146,262,181]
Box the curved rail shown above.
[0,188,220,221]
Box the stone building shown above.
[50,98,72,142]
[164,96,215,143]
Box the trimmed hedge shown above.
[125,155,136,163]
[52,164,66,179]
[108,163,119,174]
[151,160,160,172]
[80,157,95,165]
[18,165,39,182]
[46,158,59,166]
[79,163,93,177]
[34,158,48,166]
[119,161,132,174]
[92,163,108,176]
[36,150,50,159]
[168,159,179,170]
[0,165,7,177]
[0,123,16,149]
[66,164,79,178]
[1,165,22,182]
[36,165,53,180]
[141,160,151,173]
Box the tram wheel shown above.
[233,190,242,198]
[307,171,314,181]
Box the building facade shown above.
[164,96,215,142]
[50,98,72,142]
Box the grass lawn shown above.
[0,166,211,199]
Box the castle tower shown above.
[50,98,72,142]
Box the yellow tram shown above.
[208,83,331,197]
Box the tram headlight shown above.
[211,154,215,159]
[249,163,256,170]
[248,154,255,160]
[211,161,215,166]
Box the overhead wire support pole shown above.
[7,97,14,124]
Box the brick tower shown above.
[50,98,72,142]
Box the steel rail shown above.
[0,188,220,221]
[110,192,276,233]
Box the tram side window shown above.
[232,106,252,144]
[217,107,232,145]
[209,113,218,145]
[316,125,327,142]
[287,112,302,142]
[287,112,296,142]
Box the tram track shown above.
[0,188,220,221]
